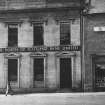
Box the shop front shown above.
[92,55,105,91]
[1,46,81,93]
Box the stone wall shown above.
[0,9,81,90]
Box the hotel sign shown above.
[0,46,80,53]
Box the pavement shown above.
[0,92,105,105]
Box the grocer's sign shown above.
[0,45,80,53]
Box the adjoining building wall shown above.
[84,14,105,91]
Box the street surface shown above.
[0,92,105,105]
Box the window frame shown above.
[60,22,71,45]
[33,23,44,46]
[8,24,18,47]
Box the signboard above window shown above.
[93,26,105,32]
[8,24,18,28]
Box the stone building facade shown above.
[0,0,81,93]
[83,0,105,92]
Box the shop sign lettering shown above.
[0,46,80,53]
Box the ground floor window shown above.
[60,58,72,89]
[8,59,18,82]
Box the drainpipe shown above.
[80,0,85,92]
[80,0,91,92]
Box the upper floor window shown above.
[60,22,71,45]
[33,23,44,46]
[8,24,18,47]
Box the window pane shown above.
[33,58,44,81]
[33,24,43,46]
[60,23,70,45]
[8,25,18,47]
[8,59,18,82]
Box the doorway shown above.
[8,59,19,88]
[33,58,44,88]
[60,58,72,89]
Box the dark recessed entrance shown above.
[60,58,72,89]
[33,58,44,87]
[8,59,18,82]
